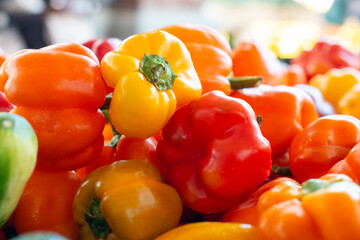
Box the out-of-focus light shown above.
[50,0,67,10]
[0,11,10,30]
[14,0,46,14]
[249,20,319,59]
[335,17,360,54]
[295,0,334,13]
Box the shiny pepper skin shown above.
[101,30,202,138]
[0,43,106,171]
[161,24,233,95]
[289,114,360,182]
[157,90,272,213]
[73,160,182,240]
[231,84,318,157]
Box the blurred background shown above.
[0,0,359,58]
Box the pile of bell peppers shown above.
[1,23,360,240]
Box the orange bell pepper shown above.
[289,115,360,182]
[329,142,360,184]
[232,41,286,85]
[0,43,106,171]
[230,84,318,157]
[222,177,299,225]
[155,222,262,240]
[258,174,360,240]
[278,64,307,86]
[13,170,81,240]
[161,24,232,95]
[0,50,6,67]
[73,160,182,240]
[225,174,360,240]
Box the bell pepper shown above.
[155,222,262,240]
[0,43,106,171]
[157,91,271,213]
[0,50,6,67]
[329,142,360,184]
[278,64,307,86]
[293,84,335,117]
[0,113,38,227]
[0,92,13,112]
[73,160,182,240]
[230,84,318,157]
[83,38,122,62]
[289,114,360,182]
[291,40,360,79]
[257,174,360,240]
[101,30,202,138]
[83,38,122,94]
[13,170,81,240]
[222,177,299,225]
[309,67,360,110]
[76,145,115,180]
[160,24,232,95]
[76,135,165,180]
[232,41,286,85]
[338,82,360,119]
[114,135,166,179]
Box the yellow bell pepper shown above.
[73,160,183,240]
[155,222,262,240]
[338,83,360,118]
[309,67,360,110]
[101,30,202,138]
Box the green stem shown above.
[140,54,177,91]
[228,76,263,89]
[84,198,111,238]
[301,176,345,195]
[101,102,121,148]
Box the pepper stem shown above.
[101,103,121,148]
[301,176,345,195]
[228,76,263,89]
[140,54,177,91]
[84,198,112,238]
[256,115,263,127]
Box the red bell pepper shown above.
[0,92,13,112]
[76,144,115,180]
[82,38,121,61]
[157,91,272,213]
[83,38,121,94]
[114,135,166,180]
[76,135,166,180]
[291,40,360,79]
